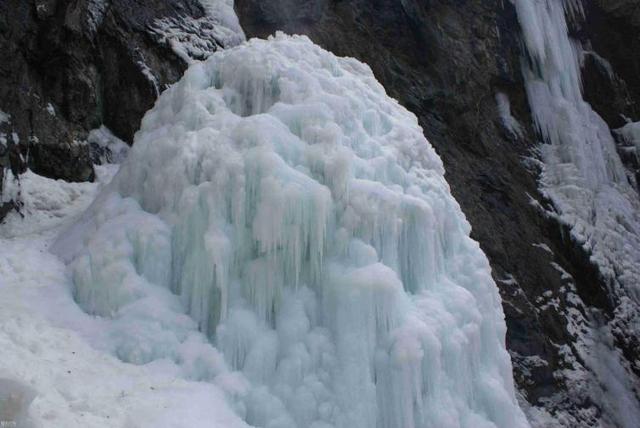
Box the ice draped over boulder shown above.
[54,33,528,428]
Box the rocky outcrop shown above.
[0,0,242,220]
[580,0,640,125]
[594,0,640,26]
[581,0,640,191]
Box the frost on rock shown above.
[86,0,108,35]
[0,110,10,125]
[87,126,130,165]
[151,0,245,63]
[496,92,524,139]
[0,109,10,148]
[54,33,528,428]
[616,121,640,164]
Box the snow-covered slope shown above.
[0,166,249,428]
[51,33,528,428]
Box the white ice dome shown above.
[54,33,528,428]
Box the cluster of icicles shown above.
[55,33,528,428]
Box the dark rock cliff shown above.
[2,0,640,425]
[582,0,640,187]
[0,0,238,217]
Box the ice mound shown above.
[54,33,528,428]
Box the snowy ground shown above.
[0,167,248,428]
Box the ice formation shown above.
[54,33,528,428]
[495,92,524,139]
[87,125,130,165]
[0,195,250,428]
[513,0,640,294]
[616,121,640,162]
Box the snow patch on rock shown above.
[151,0,245,63]
[616,120,640,162]
[496,92,524,138]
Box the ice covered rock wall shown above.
[55,33,528,428]
[616,121,640,162]
[512,1,640,425]
[513,0,640,301]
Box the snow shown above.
[199,0,244,41]
[582,50,615,81]
[151,0,245,63]
[52,33,528,428]
[136,57,160,96]
[0,237,249,428]
[1,170,19,208]
[87,126,130,165]
[0,109,10,124]
[0,169,99,237]
[0,110,13,148]
[616,120,640,161]
[495,92,524,138]
[46,103,56,117]
[531,243,553,255]
[0,165,250,428]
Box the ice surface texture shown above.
[54,33,528,428]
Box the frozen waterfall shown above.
[54,33,528,428]
[512,0,640,295]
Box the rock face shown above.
[582,0,640,188]
[0,0,242,218]
[233,0,640,424]
[594,0,640,27]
